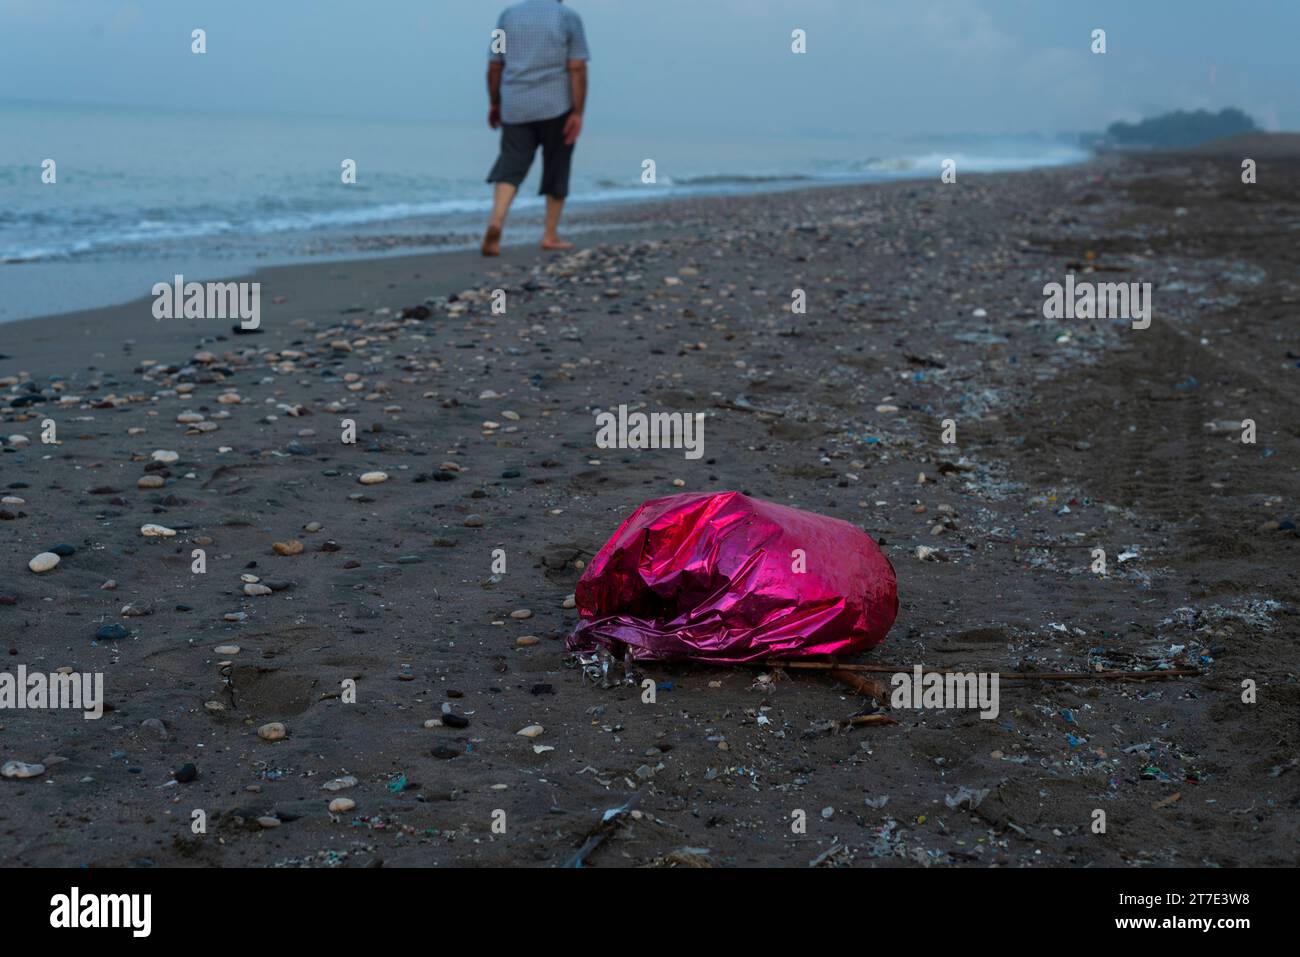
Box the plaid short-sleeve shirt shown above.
[489,0,590,124]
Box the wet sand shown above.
[1,150,1297,867]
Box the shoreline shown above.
[0,159,1093,327]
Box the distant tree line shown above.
[1084,108,1259,150]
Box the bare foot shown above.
[540,236,574,251]
[481,224,502,257]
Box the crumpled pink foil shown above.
[567,491,898,663]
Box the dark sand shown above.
[1,151,1297,867]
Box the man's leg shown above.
[483,122,537,256]
[483,183,518,256]
[542,196,570,250]
[539,112,576,250]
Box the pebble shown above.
[151,450,179,464]
[174,762,197,783]
[141,718,168,739]
[1,761,45,779]
[256,816,280,829]
[463,514,484,527]
[140,524,176,537]
[516,724,544,738]
[510,609,533,620]
[321,776,357,791]
[214,644,240,655]
[96,623,129,640]
[28,552,60,573]
[137,475,166,489]
[358,471,388,485]
[516,635,540,647]
[328,797,356,814]
[257,722,287,742]
[441,713,470,729]
[244,583,273,596]
[562,595,576,609]
[272,540,304,556]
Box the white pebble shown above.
[28,552,60,573]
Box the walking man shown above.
[483,0,590,256]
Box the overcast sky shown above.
[2,0,1296,136]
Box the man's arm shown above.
[563,60,586,146]
[487,61,504,129]
[562,12,590,147]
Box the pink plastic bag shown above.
[567,491,898,663]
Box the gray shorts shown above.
[486,111,574,199]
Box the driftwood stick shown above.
[827,667,890,705]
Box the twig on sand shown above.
[826,667,890,705]
[841,714,898,728]
[564,791,644,868]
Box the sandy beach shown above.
[2,149,1297,868]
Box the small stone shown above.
[516,724,544,739]
[151,449,180,464]
[463,514,483,527]
[303,521,322,532]
[510,609,533,620]
[329,797,356,813]
[140,523,176,537]
[258,722,287,742]
[1,760,45,779]
[28,552,60,573]
[516,635,540,647]
[96,623,129,640]
[244,583,272,596]
[432,746,459,759]
[442,713,470,729]
[562,595,576,609]
[137,474,165,489]
[321,776,358,791]
[174,762,197,783]
[256,816,280,829]
[141,718,169,739]
[358,471,388,485]
[272,540,304,556]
